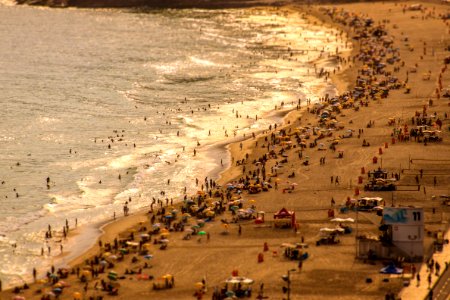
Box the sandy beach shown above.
[1,1,449,300]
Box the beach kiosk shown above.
[273,208,296,228]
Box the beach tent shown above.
[274,208,296,228]
[380,263,403,274]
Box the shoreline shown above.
[1,1,449,299]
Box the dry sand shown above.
[1,1,449,300]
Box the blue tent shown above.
[380,263,403,274]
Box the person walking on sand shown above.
[416,273,420,287]
[238,225,242,236]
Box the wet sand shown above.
[1,1,449,300]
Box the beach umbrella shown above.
[99,260,108,266]
[198,231,207,236]
[152,223,161,228]
[160,232,170,237]
[102,252,112,258]
[137,273,149,280]
[144,254,153,259]
[72,292,82,300]
[57,281,70,287]
[331,218,354,223]
[13,296,26,300]
[320,227,344,233]
[194,282,204,289]
[230,206,239,211]
[185,228,194,233]
[197,219,205,224]
[126,241,139,247]
[108,255,118,260]
[160,239,169,243]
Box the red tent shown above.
[273,208,296,228]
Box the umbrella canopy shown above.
[198,231,207,235]
[330,218,355,223]
[194,282,204,289]
[320,227,345,233]
[144,254,153,259]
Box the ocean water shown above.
[0,3,346,287]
